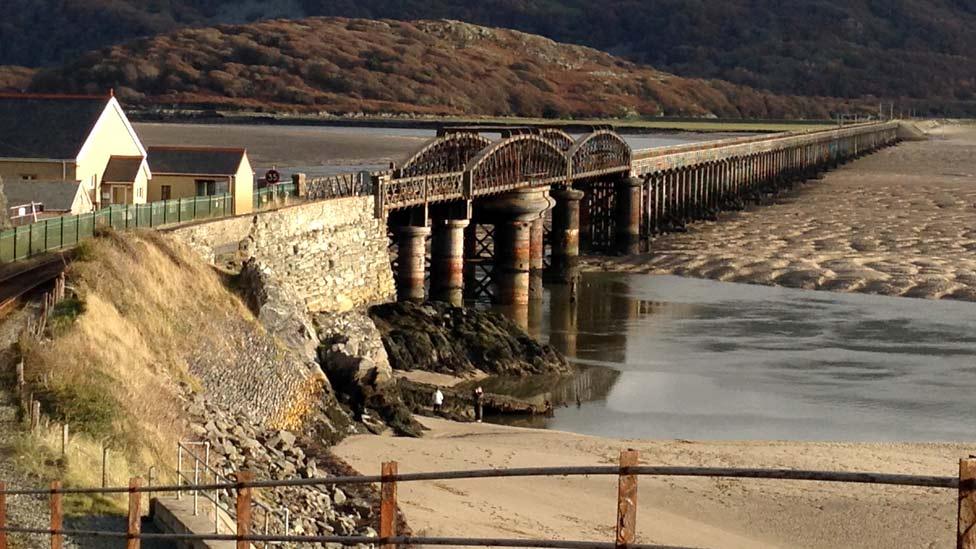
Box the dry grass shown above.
[18,229,259,496]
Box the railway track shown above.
[0,257,68,318]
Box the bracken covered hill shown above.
[2,1,976,115]
[25,18,853,119]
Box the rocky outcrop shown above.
[187,395,378,541]
[239,258,321,369]
[369,302,570,377]
[315,311,424,438]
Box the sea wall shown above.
[170,196,395,313]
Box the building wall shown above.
[148,174,233,202]
[0,160,75,183]
[75,101,147,206]
[169,196,395,313]
[233,155,254,215]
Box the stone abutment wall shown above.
[170,196,395,313]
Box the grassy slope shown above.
[26,18,864,119]
[15,231,276,510]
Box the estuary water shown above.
[134,122,731,178]
[492,273,976,442]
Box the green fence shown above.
[253,183,297,210]
[0,194,233,263]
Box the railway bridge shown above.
[372,121,900,312]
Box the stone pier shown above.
[430,218,469,305]
[395,225,430,302]
[548,187,584,284]
[478,188,552,306]
[614,176,642,255]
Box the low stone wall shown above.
[170,196,395,313]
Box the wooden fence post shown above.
[0,482,7,549]
[380,461,398,549]
[959,458,976,549]
[235,471,253,549]
[30,401,40,433]
[616,449,639,549]
[50,481,62,549]
[127,477,141,549]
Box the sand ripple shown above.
[586,123,976,302]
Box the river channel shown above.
[488,273,976,443]
[134,122,734,177]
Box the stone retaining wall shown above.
[170,196,395,313]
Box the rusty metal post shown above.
[959,458,976,549]
[127,478,142,549]
[50,481,62,549]
[235,471,253,549]
[380,461,398,549]
[615,450,638,548]
[0,482,7,549]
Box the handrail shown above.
[0,529,697,549]
[177,440,290,542]
[1,455,972,549]
[0,465,957,496]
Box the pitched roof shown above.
[102,155,144,183]
[0,94,111,159]
[147,146,246,176]
[3,180,85,211]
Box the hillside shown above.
[24,18,853,119]
[2,1,976,115]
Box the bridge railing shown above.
[631,121,900,174]
[0,194,235,263]
[0,450,973,549]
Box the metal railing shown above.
[0,450,973,549]
[253,182,298,210]
[0,193,234,263]
[177,441,290,544]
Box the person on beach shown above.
[433,388,444,414]
[473,386,484,422]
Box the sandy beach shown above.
[585,123,976,302]
[334,417,967,548]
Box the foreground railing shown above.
[0,450,972,549]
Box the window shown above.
[20,174,37,181]
[137,187,143,199]
[161,185,172,201]
[195,179,217,196]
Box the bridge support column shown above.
[614,177,642,255]
[479,188,552,306]
[396,225,430,302]
[529,217,545,300]
[548,187,584,284]
[431,218,470,305]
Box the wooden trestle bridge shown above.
[361,121,901,310]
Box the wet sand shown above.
[585,123,976,301]
[334,417,965,549]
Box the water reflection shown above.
[494,273,976,442]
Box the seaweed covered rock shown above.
[368,301,569,376]
[315,311,424,437]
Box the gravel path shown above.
[0,307,52,548]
